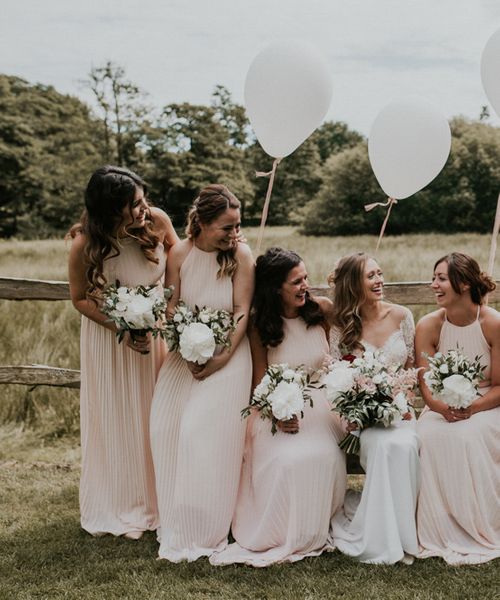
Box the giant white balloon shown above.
[244,41,333,158]
[368,98,451,199]
[481,28,500,118]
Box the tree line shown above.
[1,62,499,239]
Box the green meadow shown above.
[0,230,498,599]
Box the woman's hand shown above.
[277,415,299,434]
[190,354,228,381]
[449,407,472,421]
[402,411,413,421]
[346,421,359,432]
[123,331,150,354]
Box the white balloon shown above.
[368,98,451,200]
[481,28,500,118]
[244,41,333,158]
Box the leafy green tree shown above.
[145,89,254,226]
[85,61,152,168]
[301,117,500,235]
[0,75,105,237]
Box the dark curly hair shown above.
[252,247,325,347]
[68,165,159,293]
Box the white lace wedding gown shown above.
[328,308,420,564]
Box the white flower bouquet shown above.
[423,348,484,409]
[323,351,419,454]
[101,282,174,344]
[162,301,240,365]
[241,363,316,435]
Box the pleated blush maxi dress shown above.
[210,316,347,567]
[150,243,252,562]
[417,309,500,565]
[79,237,166,537]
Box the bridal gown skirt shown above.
[330,419,420,564]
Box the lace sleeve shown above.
[401,308,416,366]
[329,326,343,361]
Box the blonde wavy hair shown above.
[328,252,371,352]
[185,184,240,279]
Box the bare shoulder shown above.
[480,305,500,340]
[68,232,87,256]
[150,206,171,228]
[235,242,254,265]
[314,295,334,320]
[416,308,445,334]
[169,238,192,262]
[387,302,412,322]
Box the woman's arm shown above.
[151,207,180,252]
[415,312,456,421]
[470,309,500,414]
[67,234,148,353]
[192,243,255,379]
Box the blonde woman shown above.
[150,184,254,562]
[328,252,420,564]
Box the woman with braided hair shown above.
[68,165,179,537]
[150,184,254,562]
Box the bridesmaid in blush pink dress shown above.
[416,252,500,565]
[210,247,346,567]
[150,185,254,562]
[68,166,179,538]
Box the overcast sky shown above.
[1,0,500,134]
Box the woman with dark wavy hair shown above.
[328,252,420,564]
[68,165,179,538]
[210,247,346,567]
[416,252,500,564]
[150,184,254,562]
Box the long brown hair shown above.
[328,252,371,352]
[68,165,159,293]
[185,184,240,278]
[434,252,496,305]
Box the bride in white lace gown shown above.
[327,253,420,564]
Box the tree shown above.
[145,89,254,226]
[300,117,500,236]
[0,75,105,237]
[85,61,152,168]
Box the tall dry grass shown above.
[0,231,498,435]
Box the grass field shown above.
[0,230,499,599]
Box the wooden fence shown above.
[1,275,499,389]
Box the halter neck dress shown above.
[150,243,252,562]
[210,316,346,566]
[79,237,166,537]
[417,307,500,564]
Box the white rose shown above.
[392,391,408,420]
[253,380,269,398]
[372,373,384,385]
[282,368,296,381]
[261,374,272,386]
[179,322,216,364]
[268,381,305,421]
[323,367,355,403]
[439,374,476,409]
[173,313,183,323]
[124,295,156,329]
[117,287,131,300]
[439,364,449,374]
[199,312,210,324]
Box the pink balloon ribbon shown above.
[364,197,398,253]
[255,158,281,254]
[487,191,500,276]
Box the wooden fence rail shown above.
[1,276,499,390]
